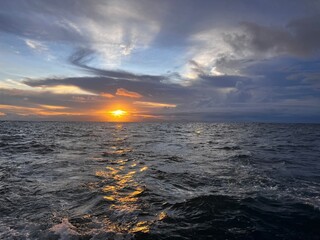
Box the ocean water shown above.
[0,121,319,240]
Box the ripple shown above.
[0,122,319,239]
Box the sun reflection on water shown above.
[95,159,152,233]
[92,124,156,234]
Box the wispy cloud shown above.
[100,93,114,98]
[25,39,48,52]
[133,101,176,108]
[38,104,69,110]
[0,104,81,116]
[36,85,97,95]
[116,88,142,98]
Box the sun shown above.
[110,109,127,117]
[104,106,133,122]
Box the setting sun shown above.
[110,109,127,117]
[102,104,135,122]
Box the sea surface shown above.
[0,121,319,240]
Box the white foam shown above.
[50,218,80,240]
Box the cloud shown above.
[133,101,176,108]
[21,55,320,110]
[25,39,48,52]
[0,79,33,90]
[1,66,320,121]
[224,16,320,57]
[22,75,194,106]
[0,79,97,96]
[38,104,69,110]
[68,48,167,82]
[198,75,252,88]
[35,85,97,95]
[1,0,162,68]
[0,104,81,117]
[100,93,114,98]
[116,88,142,98]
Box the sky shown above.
[0,0,320,122]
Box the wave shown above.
[152,194,320,240]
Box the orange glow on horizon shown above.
[105,108,132,122]
[0,103,166,122]
[98,105,165,122]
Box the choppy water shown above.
[0,122,319,240]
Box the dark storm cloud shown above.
[224,15,320,57]
[23,75,194,104]
[143,0,319,47]
[198,75,252,88]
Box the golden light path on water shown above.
[94,123,167,234]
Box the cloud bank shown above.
[0,0,319,122]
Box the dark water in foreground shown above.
[0,122,320,240]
